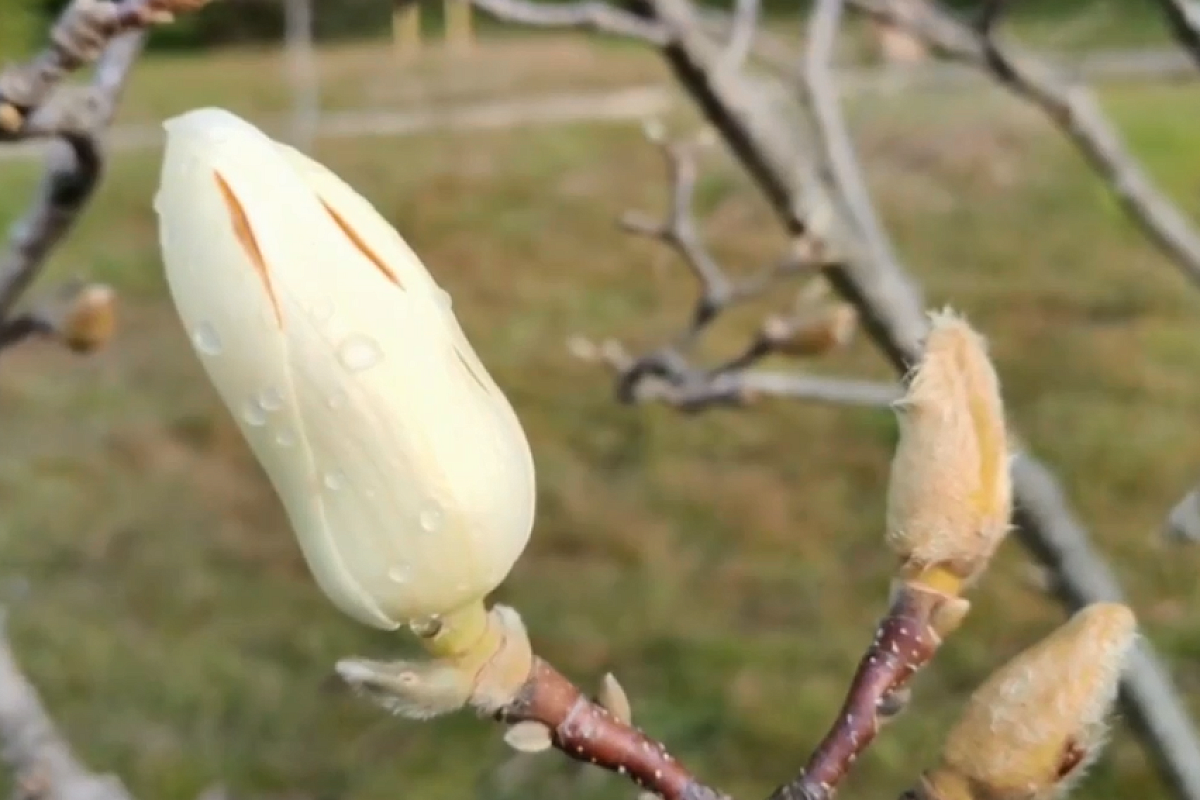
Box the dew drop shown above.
[436,287,453,310]
[191,322,222,355]
[242,399,267,427]
[419,505,443,533]
[259,386,284,411]
[337,335,383,372]
[275,428,295,447]
[387,564,411,584]
[326,389,347,409]
[323,470,346,491]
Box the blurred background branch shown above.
[467,0,1200,798]
[4,1,1200,800]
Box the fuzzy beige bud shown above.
[922,603,1136,800]
[0,105,22,133]
[58,284,116,353]
[886,309,1011,589]
[761,304,856,358]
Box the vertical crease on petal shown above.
[455,347,493,396]
[212,171,283,327]
[319,200,404,288]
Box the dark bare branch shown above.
[552,0,1200,796]
[0,314,54,352]
[571,335,897,410]
[1152,0,1200,70]
[847,0,1200,295]
[0,0,207,337]
[618,125,735,332]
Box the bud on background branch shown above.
[918,603,1137,800]
[771,311,1014,800]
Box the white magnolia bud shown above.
[154,108,537,631]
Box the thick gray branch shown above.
[585,336,896,410]
[0,619,134,800]
[719,0,759,72]
[631,1,1200,797]
[799,0,904,296]
[848,0,1200,296]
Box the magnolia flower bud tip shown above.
[886,308,1009,585]
[335,659,379,686]
[163,107,255,137]
[157,108,536,630]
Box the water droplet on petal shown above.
[191,322,222,355]
[337,335,383,372]
[387,564,411,583]
[259,386,284,411]
[326,389,347,409]
[275,429,295,447]
[242,399,267,427]
[419,505,443,533]
[436,287,453,310]
[323,470,346,491]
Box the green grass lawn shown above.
[3,34,1200,800]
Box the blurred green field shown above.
[4,32,1200,800]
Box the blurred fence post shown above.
[393,0,422,59]
[283,0,319,150]
[445,0,474,54]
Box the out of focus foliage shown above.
[0,0,1169,52]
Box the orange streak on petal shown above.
[319,200,404,288]
[212,171,283,328]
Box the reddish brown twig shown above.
[766,583,955,800]
[497,658,730,800]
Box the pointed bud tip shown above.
[931,603,1136,800]
[886,308,1011,586]
[334,658,383,687]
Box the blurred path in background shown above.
[0,45,1194,163]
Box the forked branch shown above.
[470,0,1200,798]
[569,121,892,412]
[847,0,1200,292]
[0,0,203,353]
